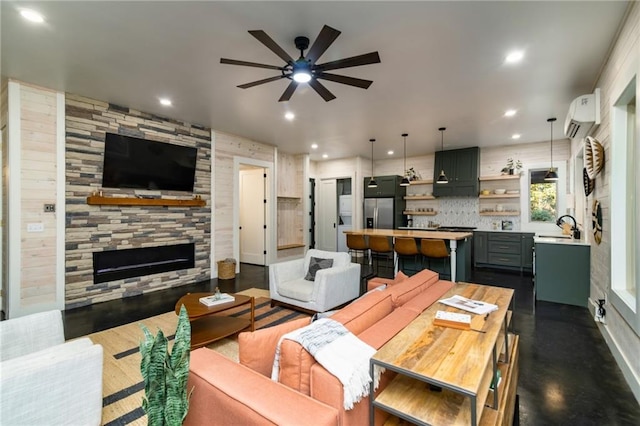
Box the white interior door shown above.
[239,167,265,265]
[317,179,338,251]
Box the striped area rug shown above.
[90,292,308,425]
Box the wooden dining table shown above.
[344,228,473,282]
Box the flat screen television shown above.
[102,133,197,192]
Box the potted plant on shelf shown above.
[140,304,192,426]
[501,158,523,175]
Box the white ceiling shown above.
[1,1,629,161]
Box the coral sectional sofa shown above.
[184,269,454,426]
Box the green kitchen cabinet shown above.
[364,175,405,198]
[534,241,590,307]
[433,147,479,197]
[474,231,534,273]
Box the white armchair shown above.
[270,249,361,313]
[0,310,104,425]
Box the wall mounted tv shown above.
[102,133,197,192]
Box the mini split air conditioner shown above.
[564,88,601,139]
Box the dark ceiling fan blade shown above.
[237,75,287,89]
[308,79,336,102]
[316,51,381,71]
[305,25,341,64]
[279,81,299,102]
[220,58,284,71]
[316,72,373,89]
[248,30,294,64]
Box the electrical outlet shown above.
[44,203,56,212]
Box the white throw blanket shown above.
[271,318,382,410]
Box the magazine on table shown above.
[438,294,498,315]
[199,293,235,307]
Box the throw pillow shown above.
[304,257,333,281]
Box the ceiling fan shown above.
[220,25,381,102]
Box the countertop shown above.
[344,228,472,240]
[533,236,591,246]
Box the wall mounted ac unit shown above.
[564,88,601,139]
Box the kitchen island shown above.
[344,229,472,282]
[534,236,591,307]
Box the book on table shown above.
[433,310,471,330]
[199,293,235,307]
[438,294,498,315]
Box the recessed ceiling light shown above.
[387,150,394,155]
[284,112,295,121]
[504,109,517,117]
[322,154,328,159]
[512,134,521,140]
[505,50,524,64]
[20,9,44,23]
[159,98,172,106]
[311,144,318,149]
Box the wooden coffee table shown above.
[175,293,255,349]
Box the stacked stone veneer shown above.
[65,94,211,308]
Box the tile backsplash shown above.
[409,197,521,230]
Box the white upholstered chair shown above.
[0,310,104,425]
[269,249,361,313]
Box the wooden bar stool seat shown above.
[346,234,370,265]
[420,239,451,279]
[394,237,419,273]
[368,235,393,277]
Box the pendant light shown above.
[400,133,410,186]
[544,117,559,181]
[368,138,378,188]
[436,127,449,184]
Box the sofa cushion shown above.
[357,307,420,349]
[387,268,439,307]
[277,278,315,302]
[305,257,334,281]
[331,291,394,335]
[400,280,455,315]
[239,316,312,377]
[277,339,316,395]
[366,271,408,292]
[303,249,350,272]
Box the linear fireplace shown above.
[93,243,195,284]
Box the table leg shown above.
[450,239,457,282]
[250,296,255,331]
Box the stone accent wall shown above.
[65,94,211,308]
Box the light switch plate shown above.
[27,223,44,232]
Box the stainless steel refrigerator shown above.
[364,198,395,229]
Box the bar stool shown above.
[420,239,451,279]
[368,235,393,277]
[346,234,370,265]
[394,237,419,273]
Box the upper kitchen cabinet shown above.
[364,175,406,198]
[433,147,479,197]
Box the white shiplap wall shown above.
[587,2,640,401]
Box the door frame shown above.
[233,157,276,270]
[239,166,266,265]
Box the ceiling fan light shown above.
[293,71,312,83]
[368,178,378,188]
[400,176,411,186]
[544,169,559,181]
[436,170,449,184]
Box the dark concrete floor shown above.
[63,264,640,425]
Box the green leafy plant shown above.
[502,158,523,174]
[140,304,192,426]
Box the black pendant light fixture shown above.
[368,138,378,188]
[436,127,449,184]
[400,133,410,186]
[544,117,559,181]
